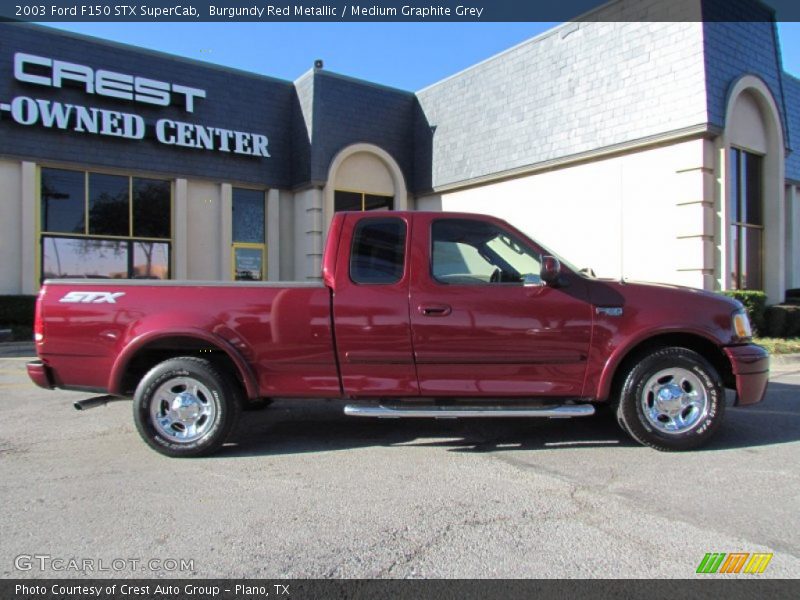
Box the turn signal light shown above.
[733,310,752,340]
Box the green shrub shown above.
[788,308,800,338]
[764,305,787,337]
[764,304,800,338]
[0,295,36,327]
[722,290,767,335]
[11,325,33,342]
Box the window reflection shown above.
[40,168,172,283]
[232,188,265,244]
[334,191,393,212]
[133,179,171,239]
[334,191,362,212]
[89,173,129,237]
[729,148,764,290]
[41,169,85,234]
[42,237,170,280]
[133,242,170,279]
[350,218,406,284]
[43,237,128,279]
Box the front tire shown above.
[133,357,241,457]
[616,347,725,451]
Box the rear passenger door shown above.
[332,214,419,397]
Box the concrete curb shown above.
[0,342,35,358]
[770,353,800,372]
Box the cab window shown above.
[350,218,406,284]
[431,219,541,285]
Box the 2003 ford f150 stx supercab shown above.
[28,211,769,457]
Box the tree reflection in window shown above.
[42,238,170,280]
[89,173,129,236]
[134,179,171,239]
[43,238,127,279]
[41,169,85,234]
[133,241,169,279]
[40,168,172,283]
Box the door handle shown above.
[418,304,452,316]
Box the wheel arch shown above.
[599,332,733,403]
[108,330,259,399]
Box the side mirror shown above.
[540,255,561,286]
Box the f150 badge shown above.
[59,291,125,304]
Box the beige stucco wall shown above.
[293,187,323,281]
[0,159,22,294]
[728,91,768,154]
[334,152,395,195]
[185,180,223,280]
[786,184,800,290]
[278,189,296,280]
[437,138,714,290]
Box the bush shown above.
[764,304,800,338]
[0,295,36,327]
[764,305,787,337]
[722,290,767,335]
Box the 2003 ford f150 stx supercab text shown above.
[27,211,769,457]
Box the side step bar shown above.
[74,395,124,411]
[344,404,595,419]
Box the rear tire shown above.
[133,357,241,457]
[616,347,725,451]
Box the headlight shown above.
[733,309,753,340]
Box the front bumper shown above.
[723,344,769,406]
[27,360,54,390]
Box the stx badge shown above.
[59,291,125,304]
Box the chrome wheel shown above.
[640,367,709,435]
[149,377,218,444]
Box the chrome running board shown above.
[74,395,123,411]
[344,404,595,419]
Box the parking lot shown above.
[1,351,799,579]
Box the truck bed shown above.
[37,279,340,397]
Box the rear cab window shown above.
[349,218,407,284]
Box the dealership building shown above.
[1,0,799,304]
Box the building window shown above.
[232,187,266,281]
[40,168,171,281]
[729,148,764,290]
[334,190,393,212]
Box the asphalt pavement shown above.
[0,351,798,578]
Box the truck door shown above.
[332,213,419,397]
[409,214,592,397]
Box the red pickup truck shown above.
[27,211,769,457]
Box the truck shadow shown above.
[218,381,800,457]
